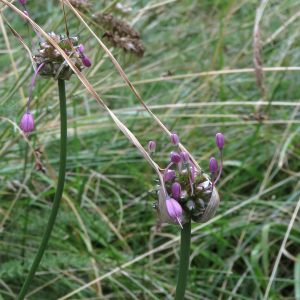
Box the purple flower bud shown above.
[18,0,26,5]
[180,151,189,164]
[20,112,34,137]
[170,133,179,146]
[48,31,59,42]
[148,141,156,153]
[209,157,218,174]
[165,170,175,182]
[171,182,181,199]
[166,198,183,228]
[53,49,61,58]
[40,42,48,49]
[197,181,210,190]
[82,55,91,67]
[170,151,181,164]
[186,200,195,211]
[77,44,85,54]
[215,133,225,149]
[22,10,29,22]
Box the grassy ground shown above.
[1,0,300,299]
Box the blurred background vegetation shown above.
[1,0,300,299]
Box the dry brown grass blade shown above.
[61,0,201,172]
[0,9,36,71]
[253,19,265,96]
[0,0,167,204]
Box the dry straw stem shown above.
[0,14,26,103]
[0,0,174,222]
[61,0,201,172]
[253,20,264,96]
[1,0,216,224]
[60,0,219,223]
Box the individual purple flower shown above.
[180,151,189,165]
[164,170,175,182]
[170,133,179,146]
[166,198,183,228]
[48,31,59,42]
[214,133,224,185]
[170,151,181,164]
[18,0,26,5]
[172,182,181,199]
[148,141,156,155]
[209,157,218,173]
[77,44,85,54]
[180,151,194,196]
[82,55,91,67]
[186,200,195,211]
[163,152,182,181]
[20,112,34,137]
[197,180,210,190]
[209,157,218,193]
[215,133,225,149]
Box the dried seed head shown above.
[102,32,146,57]
[92,12,140,39]
[69,0,94,13]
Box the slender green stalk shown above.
[174,221,191,300]
[17,79,67,300]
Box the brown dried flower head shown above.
[92,12,140,39]
[69,0,93,13]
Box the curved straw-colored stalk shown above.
[17,79,67,300]
[174,221,191,300]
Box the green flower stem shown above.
[17,79,67,300]
[174,221,191,300]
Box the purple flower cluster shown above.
[148,133,225,227]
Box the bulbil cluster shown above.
[33,32,90,80]
[148,133,225,227]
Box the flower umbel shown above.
[152,132,224,226]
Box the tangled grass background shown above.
[1,0,300,299]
